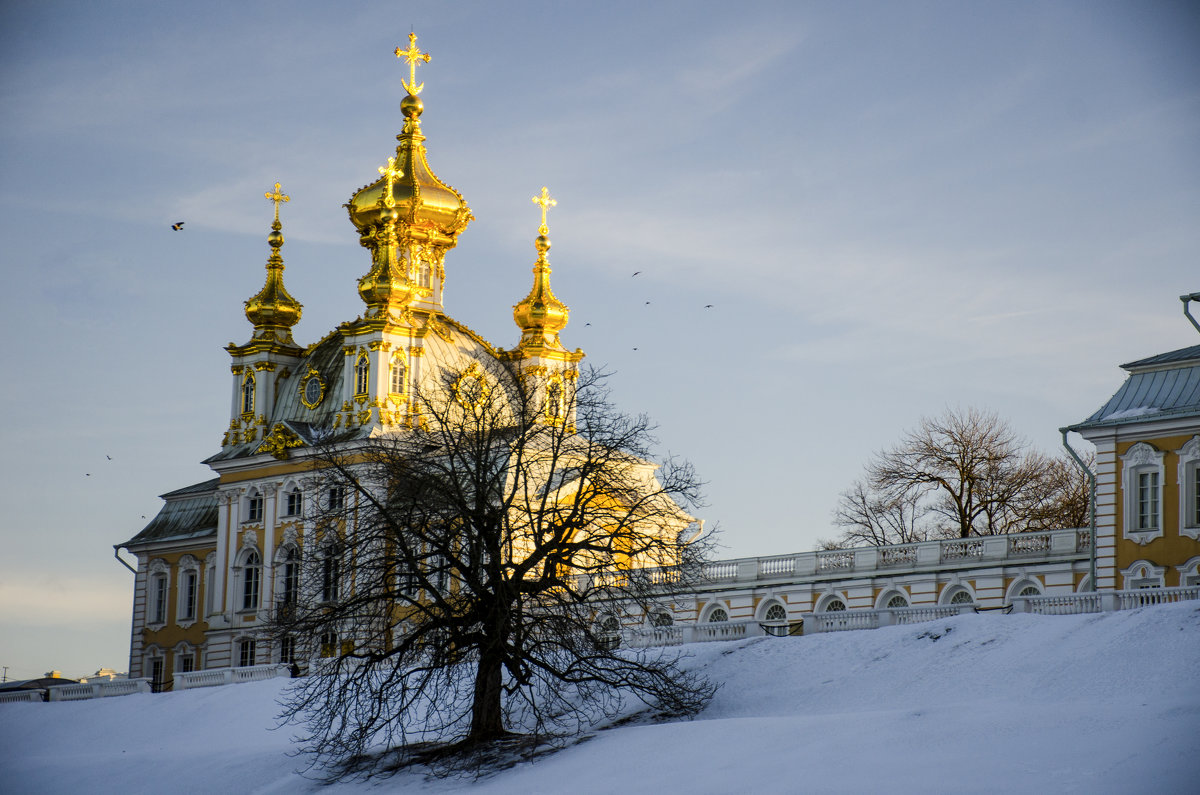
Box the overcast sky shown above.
[1,1,1197,679]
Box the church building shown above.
[116,34,584,684]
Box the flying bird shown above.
[106,455,112,460]
[632,271,641,277]
[171,222,185,231]
[585,322,591,326]
[645,301,651,305]
[704,304,714,308]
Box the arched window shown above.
[823,598,846,612]
[650,610,674,627]
[886,594,909,608]
[390,353,406,395]
[706,607,729,622]
[355,354,370,396]
[242,550,261,611]
[764,603,787,621]
[242,371,255,414]
[949,590,974,605]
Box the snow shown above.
[3,603,1198,793]
[1101,406,1160,420]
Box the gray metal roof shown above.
[1070,361,1200,432]
[119,478,219,548]
[1121,343,1200,371]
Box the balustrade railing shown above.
[1008,533,1051,555]
[940,539,984,561]
[817,551,854,572]
[0,690,46,704]
[1117,585,1200,610]
[879,545,917,567]
[702,561,738,581]
[758,555,796,577]
[810,610,878,633]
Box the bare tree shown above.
[1018,452,1093,531]
[829,408,1089,546]
[271,361,714,776]
[830,477,930,547]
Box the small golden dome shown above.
[245,218,302,335]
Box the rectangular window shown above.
[320,632,337,658]
[1137,471,1159,530]
[149,658,164,692]
[152,575,168,624]
[1193,467,1200,527]
[286,489,303,517]
[243,563,260,611]
[282,561,298,605]
[239,639,257,667]
[178,653,195,673]
[182,571,197,621]
[327,485,345,510]
[322,554,340,602]
[280,637,295,665]
[247,495,263,523]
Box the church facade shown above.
[117,34,585,683]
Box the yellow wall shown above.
[1114,436,1200,585]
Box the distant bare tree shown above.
[831,477,930,546]
[271,362,714,777]
[1019,452,1093,532]
[829,408,1089,547]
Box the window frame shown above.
[1176,436,1200,541]
[242,371,255,415]
[241,549,262,612]
[354,353,370,396]
[389,352,407,397]
[1121,442,1165,545]
[238,638,257,667]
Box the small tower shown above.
[505,186,585,424]
[344,32,473,325]
[224,183,304,447]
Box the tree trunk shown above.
[468,651,505,742]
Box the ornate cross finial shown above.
[265,182,289,224]
[395,32,431,96]
[378,156,403,207]
[532,186,556,235]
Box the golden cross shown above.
[395,32,431,96]
[265,182,289,224]
[378,156,403,207]
[532,186,556,235]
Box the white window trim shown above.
[236,636,258,667]
[146,559,171,630]
[939,583,976,605]
[1121,559,1166,589]
[243,488,265,526]
[757,598,788,622]
[234,545,263,615]
[1121,442,1165,545]
[176,555,200,629]
[874,587,910,610]
[701,601,730,622]
[815,592,848,613]
[1005,577,1043,601]
[1176,555,1200,587]
[173,641,199,673]
[203,552,218,617]
[1176,436,1200,541]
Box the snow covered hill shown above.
[3,603,1198,794]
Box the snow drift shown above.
[2,602,1198,794]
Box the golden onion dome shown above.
[514,225,570,350]
[345,87,472,243]
[245,184,302,340]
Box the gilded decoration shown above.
[453,361,491,409]
[300,368,326,410]
[511,186,581,361]
[345,32,474,318]
[232,183,303,357]
[258,423,305,460]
